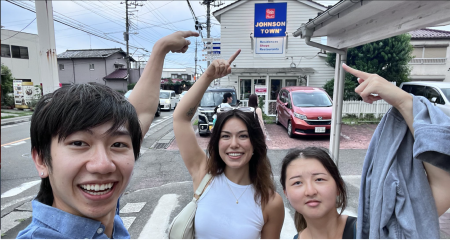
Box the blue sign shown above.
[254,2,287,38]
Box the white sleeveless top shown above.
[194,173,264,239]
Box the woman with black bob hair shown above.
[173,50,284,238]
[280,147,354,239]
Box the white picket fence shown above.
[342,100,391,118]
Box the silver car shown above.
[400,81,450,117]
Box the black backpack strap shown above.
[342,216,357,239]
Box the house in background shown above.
[212,0,335,115]
[160,68,195,93]
[409,28,450,82]
[57,48,139,92]
[1,29,42,84]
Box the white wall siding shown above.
[216,0,335,91]
[1,29,42,84]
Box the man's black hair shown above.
[30,83,142,205]
[222,92,232,103]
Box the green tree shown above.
[1,64,14,95]
[325,33,413,100]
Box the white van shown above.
[159,90,179,111]
[400,81,450,117]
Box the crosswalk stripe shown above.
[281,207,297,239]
[1,180,40,199]
[121,217,137,230]
[120,202,146,214]
[138,194,179,239]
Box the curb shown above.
[1,116,32,126]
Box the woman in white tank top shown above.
[173,50,285,238]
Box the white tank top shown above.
[194,173,264,239]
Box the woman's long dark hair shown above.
[207,110,274,208]
[248,94,258,108]
[280,147,347,232]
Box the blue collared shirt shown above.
[17,199,130,239]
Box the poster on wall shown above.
[254,2,287,38]
[13,80,25,107]
[255,38,284,54]
[255,85,268,95]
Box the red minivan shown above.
[276,86,333,137]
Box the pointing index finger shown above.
[342,63,371,80]
[179,31,200,38]
[228,49,241,64]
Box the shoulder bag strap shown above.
[193,173,212,201]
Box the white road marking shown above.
[1,195,34,211]
[1,211,32,234]
[120,202,146,214]
[1,180,41,198]
[138,194,179,239]
[121,216,137,230]
[280,207,297,239]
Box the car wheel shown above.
[275,111,280,125]
[174,103,177,109]
[155,105,161,117]
[287,120,294,138]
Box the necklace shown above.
[225,177,250,204]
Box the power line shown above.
[1,17,36,41]
[5,0,145,52]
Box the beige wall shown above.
[410,39,450,82]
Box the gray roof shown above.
[409,28,450,39]
[57,48,136,61]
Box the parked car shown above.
[198,86,239,136]
[159,90,179,111]
[276,86,332,137]
[179,91,188,101]
[124,90,161,117]
[400,81,450,117]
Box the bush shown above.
[128,83,136,90]
[323,78,359,101]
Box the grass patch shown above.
[2,233,5,237]
[263,115,276,124]
[15,218,27,223]
[342,114,382,125]
[1,110,33,119]
[193,119,198,125]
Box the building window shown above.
[413,46,447,58]
[89,64,95,70]
[171,74,178,79]
[181,74,187,80]
[59,64,65,70]
[1,44,11,58]
[11,45,29,59]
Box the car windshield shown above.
[441,88,450,101]
[160,92,170,99]
[200,91,237,107]
[292,91,332,107]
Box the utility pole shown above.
[201,0,223,67]
[125,0,130,84]
[194,40,197,81]
[123,0,143,84]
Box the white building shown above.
[409,28,450,82]
[212,0,335,114]
[1,29,42,84]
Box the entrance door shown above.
[240,79,251,100]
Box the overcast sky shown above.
[2,1,449,70]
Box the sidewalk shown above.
[1,109,33,126]
[167,123,378,150]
